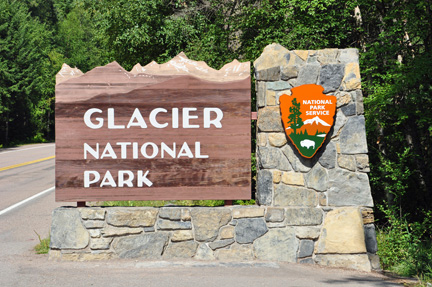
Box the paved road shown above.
[0,143,68,258]
[0,143,56,210]
[0,143,404,287]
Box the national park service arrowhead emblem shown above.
[279,84,336,158]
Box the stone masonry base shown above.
[49,206,379,272]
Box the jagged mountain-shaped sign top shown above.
[55,53,251,104]
[279,84,337,158]
[56,52,250,85]
[131,52,250,81]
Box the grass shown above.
[102,199,255,207]
[34,231,50,254]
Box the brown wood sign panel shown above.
[55,54,251,201]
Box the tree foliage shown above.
[359,0,432,225]
[0,0,54,145]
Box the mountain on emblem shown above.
[279,84,337,158]
[303,116,331,126]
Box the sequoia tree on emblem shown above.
[279,84,337,158]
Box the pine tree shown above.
[287,98,303,134]
[0,0,53,145]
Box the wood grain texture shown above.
[55,60,251,202]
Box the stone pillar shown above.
[254,43,379,271]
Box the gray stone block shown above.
[159,208,182,220]
[338,48,359,63]
[50,208,89,249]
[106,208,158,227]
[307,55,318,64]
[318,142,336,169]
[337,154,356,171]
[298,240,314,258]
[191,208,231,242]
[257,107,284,132]
[354,90,364,114]
[356,154,370,172]
[295,227,321,239]
[90,237,112,250]
[341,103,356,116]
[281,65,299,80]
[253,228,298,262]
[258,146,291,171]
[79,208,105,220]
[254,43,290,72]
[265,208,285,222]
[157,219,192,230]
[319,64,345,93]
[364,224,378,253]
[339,116,368,154]
[209,239,235,250]
[315,254,371,272]
[216,244,254,261]
[297,64,320,86]
[331,109,347,138]
[289,51,307,65]
[336,91,353,107]
[267,80,292,91]
[235,218,268,244]
[101,226,142,237]
[317,49,339,64]
[285,208,323,226]
[195,243,215,260]
[328,168,373,207]
[274,185,318,207]
[256,81,266,108]
[171,230,194,242]
[113,233,169,259]
[368,253,381,271]
[88,229,101,238]
[219,225,235,239]
[255,67,280,81]
[305,164,328,192]
[163,241,198,259]
[83,220,104,229]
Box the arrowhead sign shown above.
[279,84,336,158]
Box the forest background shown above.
[0,0,431,281]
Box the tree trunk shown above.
[5,116,9,147]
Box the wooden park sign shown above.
[55,53,251,201]
[279,84,336,158]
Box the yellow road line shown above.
[0,155,55,171]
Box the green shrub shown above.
[34,231,50,254]
[377,207,432,280]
